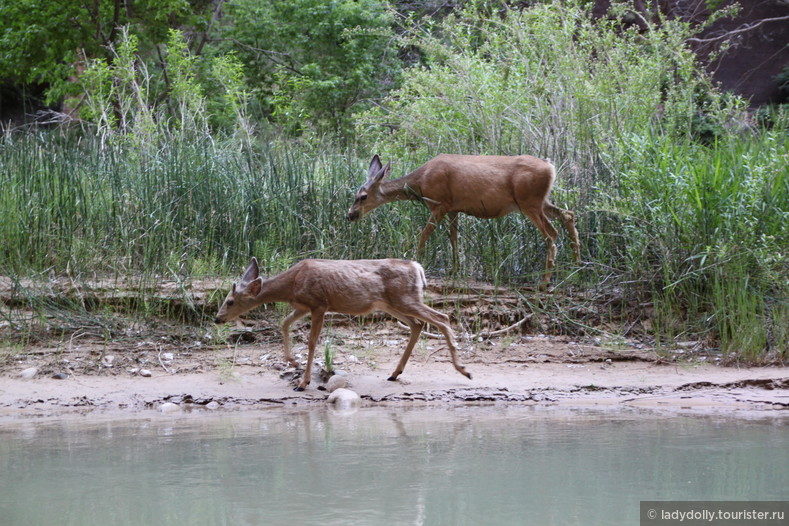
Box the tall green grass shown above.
[0,130,568,283]
[0,134,348,276]
[1,2,787,361]
[2,127,784,360]
[612,131,788,360]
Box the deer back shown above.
[287,259,427,315]
[411,154,556,218]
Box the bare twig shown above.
[157,346,171,374]
[194,0,226,56]
[687,15,789,45]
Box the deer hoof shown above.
[387,375,398,382]
[293,386,305,392]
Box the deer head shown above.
[214,258,264,323]
[346,154,391,221]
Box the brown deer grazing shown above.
[347,154,581,289]
[214,257,471,391]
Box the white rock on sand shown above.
[158,402,181,414]
[19,367,38,379]
[327,388,361,409]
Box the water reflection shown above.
[1,407,786,526]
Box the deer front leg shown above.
[281,308,309,367]
[416,208,446,258]
[295,308,325,391]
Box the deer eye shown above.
[227,300,234,306]
[360,194,367,201]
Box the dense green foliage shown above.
[0,0,399,135]
[0,0,216,104]
[1,2,787,361]
[223,0,400,133]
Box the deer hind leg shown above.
[281,308,309,367]
[392,303,471,380]
[524,208,559,290]
[446,211,460,265]
[386,314,425,381]
[544,202,581,263]
[294,308,326,391]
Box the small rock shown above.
[326,374,349,393]
[158,402,181,413]
[327,388,361,409]
[161,352,174,361]
[205,401,220,410]
[101,355,114,367]
[19,367,38,379]
[51,372,68,380]
[139,369,153,377]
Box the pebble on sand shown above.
[19,367,38,379]
[158,402,181,413]
[326,374,349,393]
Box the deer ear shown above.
[368,154,383,179]
[370,162,392,185]
[369,159,389,185]
[247,277,263,296]
[241,258,259,283]
[381,161,391,180]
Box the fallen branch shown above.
[397,314,533,341]
[467,315,532,341]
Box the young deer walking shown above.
[214,257,471,391]
[347,154,581,289]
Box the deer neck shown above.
[256,272,296,304]
[380,173,423,203]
